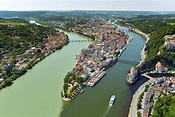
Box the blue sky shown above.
[0,0,175,11]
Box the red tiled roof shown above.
[156,62,163,67]
[131,67,137,71]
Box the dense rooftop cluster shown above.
[139,77,175,117]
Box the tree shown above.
[137,102,141,109]
[137,111,141,117]
[75,77,84,84]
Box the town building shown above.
[81,48,94,56]
[155,61,168,73]
[127,67,138,83]
[164,34,175,49]
[130,67,138,76]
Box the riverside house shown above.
[155,61,168,73]
[126,67,138,83]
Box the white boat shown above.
[80,89,84,94]
[109,95,116,106]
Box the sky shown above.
[0,0,175,11]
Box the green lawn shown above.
[164,98,175,117]
[152,95,175,117]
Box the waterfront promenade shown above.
[131,28,150,66]
[128,80,149,117]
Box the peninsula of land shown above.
[61,20,132,101]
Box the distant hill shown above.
[0,11,174,20]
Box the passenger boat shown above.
[109,95,116,106]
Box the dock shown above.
[87,71,106,87]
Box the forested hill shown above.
[0,18,69,89]
[117,15,175,72]
[0,18,56,58]
[142,24,175,72]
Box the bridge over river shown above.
[117,58,140,65]
[69,40,92,42]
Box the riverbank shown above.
[0,28,91,117]
[129,27,149,40]
[129,27,150,65]
[0,34,69,91]
[117,36,133,58]
[127,27,150,117]
[128,80,150,117]
[56,28,94,41]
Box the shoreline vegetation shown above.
[126,24,170,117]
[124,25,149,84]
[61,21,132,101]
[122,27,150,117]
[114,20,149,65]
[125,20,175,116]
[129,27,150,65]
[123,17,175,72]
[0,18,69,91]
[124,26,150,117]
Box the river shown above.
[0,23,146,117]
[60,24,147,117]
[0,31,91,117]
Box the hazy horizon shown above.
[0,0,175,11]
[0,10,175,12]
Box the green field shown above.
[0,21,26,25]
[168,23,175,25]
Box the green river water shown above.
[0,24,146,117]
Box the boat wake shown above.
[102,106,111,117]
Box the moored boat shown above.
[80,89,84,94]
